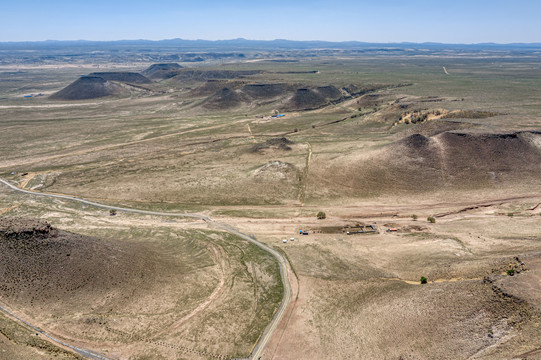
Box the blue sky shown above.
[1,0,540,43]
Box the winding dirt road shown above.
[0,301,109,360]
[0,177,291,360]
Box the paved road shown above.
[0,178,291,360]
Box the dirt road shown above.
[0,301,110,360]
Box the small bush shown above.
[420,276,428,284]
[317,211,326,220]
[411,214,418,221]
[507,269,515,276]
[109,209,117,216]
[427,216,436,223]
[507,212,514,217]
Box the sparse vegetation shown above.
[2,44,541,360]
[442,110,500,119]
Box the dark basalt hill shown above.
[241,83,291,98]
[392,131,541,169]
[0,217,156,306]
[203,87,249,109]
[192,81,381,111]
[88,72,151,84]
[141,63,183,80]
[387,131,541,190]
[317,130,541,196]
[314,85,342,100]
[171,69,264,82]
[49,76,123,100]
[286,88,327,110]
[190,80,244,96]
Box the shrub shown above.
[411,214,418,221]
[427,216,436,223]
[507,269,515,276]
[109,209,117,216]
[317,211,326,220]
[420,276,428,284]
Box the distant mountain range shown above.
[1,38,541,51]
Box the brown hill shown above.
[286,88,328,110]
[314,130,541,197]
[241,83,291,99]
[49,76,123,100]
[190,80,244,96]
[0,217,155,307]
[141,63,182,80]
[342,84,361,95]
[203,87,249,110]
[314,85,342,100]
[193,82,377,111]
[433,131,541,183]
[88,72,151,84]
[386,130,541,188]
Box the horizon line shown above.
[1,38,541,46]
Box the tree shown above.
[427,216,436,223]
[411,214,418,221]
[317,211,326,220]
[420,276,428,284]
[109,209,117,216]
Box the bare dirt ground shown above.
[212,196,541,359]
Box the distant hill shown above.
[141,63,182,80]
[203,87,249,110]
[241,83,291,99]
[88,72,150,84]
[49,76,123,100]
[193,81,361,111]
